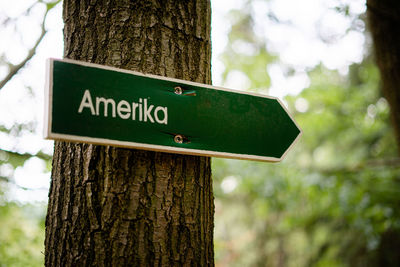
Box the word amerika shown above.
[78,89,168,125]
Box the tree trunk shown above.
[367,2,400,266]
[367,0,400,152]
[45,1,214,266]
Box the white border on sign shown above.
[43,59,53,140]
[44,58,302,162]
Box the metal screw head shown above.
[174,134,184,144]
[174,86,183,95]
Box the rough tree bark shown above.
[45,1,214,266]
[367,0,400,152]
[367,1,400,266]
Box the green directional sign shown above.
[44,59,301,162]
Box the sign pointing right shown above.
[45,59,301,162]
[189,88,302,161]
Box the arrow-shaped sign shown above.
[44,59,301,162]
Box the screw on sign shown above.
[174,86,183,95]
[174,134,184,144]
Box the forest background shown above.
[1,0,399,266]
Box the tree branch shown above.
[0,31,46,90]
[0,1,61,90]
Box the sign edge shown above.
[47,132,282,163]
[49,58,283,101]
[43,58,54,140]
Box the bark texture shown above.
[45,1,214,266]
[367,0,400,152]
[367,2,400,266]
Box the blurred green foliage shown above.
[0,202,46,267]
[213,1,400,266]
[0,1,58,266]
[221,1,275,92]
[214,60,400,266]
[0,146,48,266]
